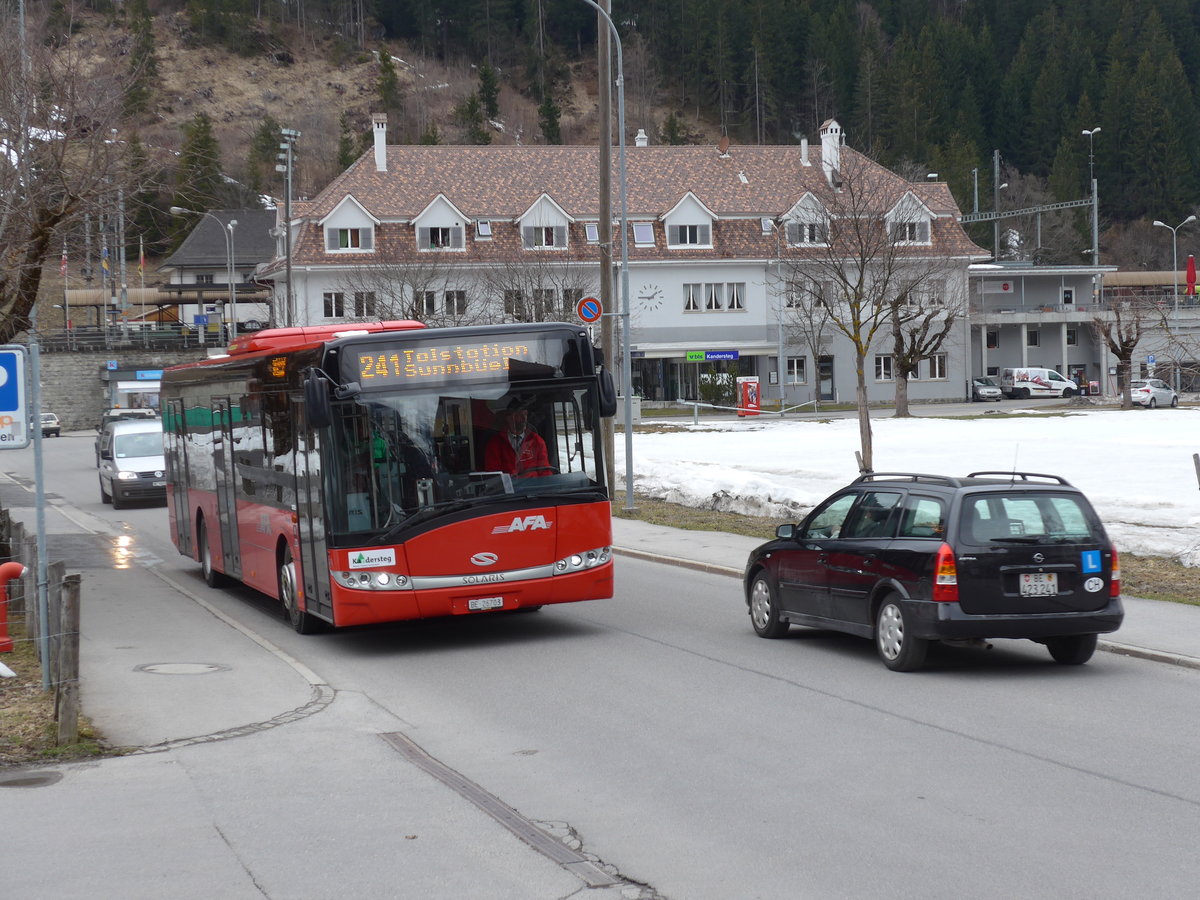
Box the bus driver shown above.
[485,401,552,477]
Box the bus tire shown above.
[280,546,324,634]
[198,517,227,588]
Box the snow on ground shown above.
[613,408,1200,566]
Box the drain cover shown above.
[136,663,230,675]
[0,771,64,788]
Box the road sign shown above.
[0,346,29,449]
[576,296,602,324]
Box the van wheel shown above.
[876,597,928,671]
[1018,388,1030,399]
[1061,387,1075,398]
[99,477,111,505]
[1045,634,1097,665]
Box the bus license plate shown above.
[468,596,504,611]
[1019,572,1058,597]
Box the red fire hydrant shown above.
[0,561,27,653]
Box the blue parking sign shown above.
[0,346,29,449]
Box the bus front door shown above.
[212,398,242,579]
[295,417,334,622]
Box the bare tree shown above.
[888,277,965,416]
[1091,297,1167,408]
[333,255,480,327]
[0,12,147,342]
[780,152,969,469]
[476,252,598,325]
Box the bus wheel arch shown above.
[196,512,227,588]
[278,538,324,634]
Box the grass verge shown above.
[0,624,115,769]
[615,495,1198,606]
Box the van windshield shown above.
[115,433,163,458]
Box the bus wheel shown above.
[280,547,323,634]
[198,517,227,588]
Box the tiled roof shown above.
[281,143,988,268]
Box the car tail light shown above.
[932,542,959,603]
[1110,546,1121,597]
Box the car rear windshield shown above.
[959,492,1104,544]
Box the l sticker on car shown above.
[1081,550,1101,573]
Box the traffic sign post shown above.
[0,346,30,449]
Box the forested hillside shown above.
[36,1,1200,268]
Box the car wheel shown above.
[1148,397,1157,409]
[1171,396,1179,408]
[1062,387,1075,398]
[1044,634,1097,665]
[197,518,227,588]
[748,572,789,638]
[875,596,928,672]
[99,476,111,505]
[280,546,323,634]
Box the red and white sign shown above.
[576,296,602,324]
[982,281,1014,294]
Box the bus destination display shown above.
[357,337,559,385]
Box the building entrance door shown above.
[818,356,835,402]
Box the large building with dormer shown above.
[259,116,989,405]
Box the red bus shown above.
[161,320,617,633]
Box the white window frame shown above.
[353,291,376,317]
[584,223,600,243]
[726,282,745,310]
[523,225,567,250]
[786,356,807,384]
[786,220,829,246]
[875,354,894,382]
[323,291,346,318]
[929,354,947,380]
[667,223,712,248]
[445,290,466,316]
[417,225,464,251]
[683,283,701,312]
[1027,329,1041,347]
[475,220,492,240]
[890,219,931,245]
[421,291,437,316]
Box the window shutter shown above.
[522,227,535,249]
[919,219,930,242]
[785,222,801,244]
[451,227,464,249]
[699,224,711,245]
[417,228,430,250]
[361,228,374,250]
[326,229,338,251]
[554,225,567,247]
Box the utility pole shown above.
[597,0,615,495]
[277,129,301,326]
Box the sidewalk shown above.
[1,502,1196,900]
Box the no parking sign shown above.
[0,346,29,449]
[576,296,602,324]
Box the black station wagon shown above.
[744,471,1124,671]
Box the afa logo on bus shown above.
[492,515,552,534]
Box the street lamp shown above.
[1153,214,1195,388]
[1082,127,1101,263]
[170,206,236,344]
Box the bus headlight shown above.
[553,546,611,574]
[333,570,411,591]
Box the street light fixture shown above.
[170,206,237,344]
[1151,214,1195,388]
[1082,127,1101,263]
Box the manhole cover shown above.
[0,771,64,788]
[135,663,230,676]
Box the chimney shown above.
[372,113,388,172]
[820,119,842,187]
[635,128,649,147]
[800,136,810,166]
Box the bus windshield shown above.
[324,382,605,542]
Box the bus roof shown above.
[226,320,426,356]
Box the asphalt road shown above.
[7,431,1200,899]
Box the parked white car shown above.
[1130,379,1179,408]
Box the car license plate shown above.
[468,596,504,611]
[1019,572,1058,597]
[153,481,166,487]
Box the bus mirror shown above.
[304,372,333,428]
[598,366,617,417]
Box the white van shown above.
[98,419,166,509]
[1000,367,1078,399]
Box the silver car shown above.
[1130,378,1178,409]
[971,376,1003,402]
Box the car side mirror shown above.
[775,523,796,540]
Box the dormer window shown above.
[785,221,828,245]
[326,226,374,251]
[891,220,931,243]
[632,222,655,246]
[585,223,600,243]
[475,220,493,239]
[417,225,464,250]
[668,223,711,247]
[523,225,566,249]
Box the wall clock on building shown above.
[638,284,663,311]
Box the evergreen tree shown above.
[246,115,283,194]
[124,0,157,116]
[337,113,367,170]
[377,45,404,115]
[538,93,562,145]
[173,113,225,241]
[659,111,688,145]
[420,123,442,145]
[478,62,500,120]
[454,92,492,144]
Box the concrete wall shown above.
[34,347,208,432]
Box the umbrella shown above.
[1187,254,1196,296]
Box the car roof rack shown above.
[853,472,962,486]
[966,470,1072,486]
